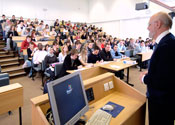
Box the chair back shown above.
[54,63,63,77]
[0,73,9,87]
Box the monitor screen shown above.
[47,71,89,125]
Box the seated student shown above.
[21,28,31,36]
[74,40,82,53]
[45,24,50,32]
[44,44,50,53]
[60,48,83,77]
[75,32,81,40]
[133,40,146,56]
[133,40,147,68]
[53,42,61,57]
[28,43,47,77]
[87,41,94,56]
[27,42,35,58]
[81,32,87,39]
[58,45,68,63]
[117,40,126,52]
[99,43,114,61]
[4,25,18,51]
[127,38,136,50]
[36,23,43,33]
[20,35,37,52]
[50,27,57,36]
[55,36,62,46]
[44,47,58,68]
[33,43,47,66]
[64,40,72,51]
[88,46,103,64]
[100,43,124,79]
[79,46,93,67]
[110,44,123,59]
[22,42,35,69]
[17,21,25,32]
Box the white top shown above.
[33,50,47,64]
[58,53,67,63]
[155,30,169,44]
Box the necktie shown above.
[154,43,158,51]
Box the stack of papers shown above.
[110,65,120,69]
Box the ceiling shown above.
[150,0,175,12]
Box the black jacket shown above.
[99,48,113,61]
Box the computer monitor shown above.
[47,71,89,125]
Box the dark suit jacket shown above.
[144,33,175,105]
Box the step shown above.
[9,72,26,78]
[1,66,24,73]
[0,42,5,45]
[0,57,18,64]
[1,62,20,68]
[0,44,5,47]
[0,50,14,54]
[0,54,14,59]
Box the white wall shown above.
[88,0,173,40]
[0,0,89,25]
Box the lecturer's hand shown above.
[140,71,148,83]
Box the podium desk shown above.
[67,65,108,80]
[137,50,153,71]
[31,73,146,125]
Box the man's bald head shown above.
[151,12,172,29]
[148,12,173,39]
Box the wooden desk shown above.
[0,83,23,125]
[12,36,54,42]
[137,50,153,71]
[99,59,136,85]
[31,73,146,125]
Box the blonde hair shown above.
[61,45,68,56]
[80,47,88,63]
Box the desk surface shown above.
[137,50,153,62]
[99,59,136,72]
[85,91,144,124]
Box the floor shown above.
[0,67,148,125]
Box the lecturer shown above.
[140,12,175,125]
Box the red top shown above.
[20,39,37,52]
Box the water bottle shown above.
[123,60,136,65]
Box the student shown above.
[5,25,18,51]
[33,43,47,65]
[87,41,94,56]
[74,40,82,53]
[58,45,68,63]
[44,47,58,68]
[88,46,103,64]
[110,44,123,59]
[53,42,61,57]
[99,43,113,61]
[20,36,37,52]
[79,47,88,66]
[117,40,126,52]
[50,27,57,36]
[60,49,83,77]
